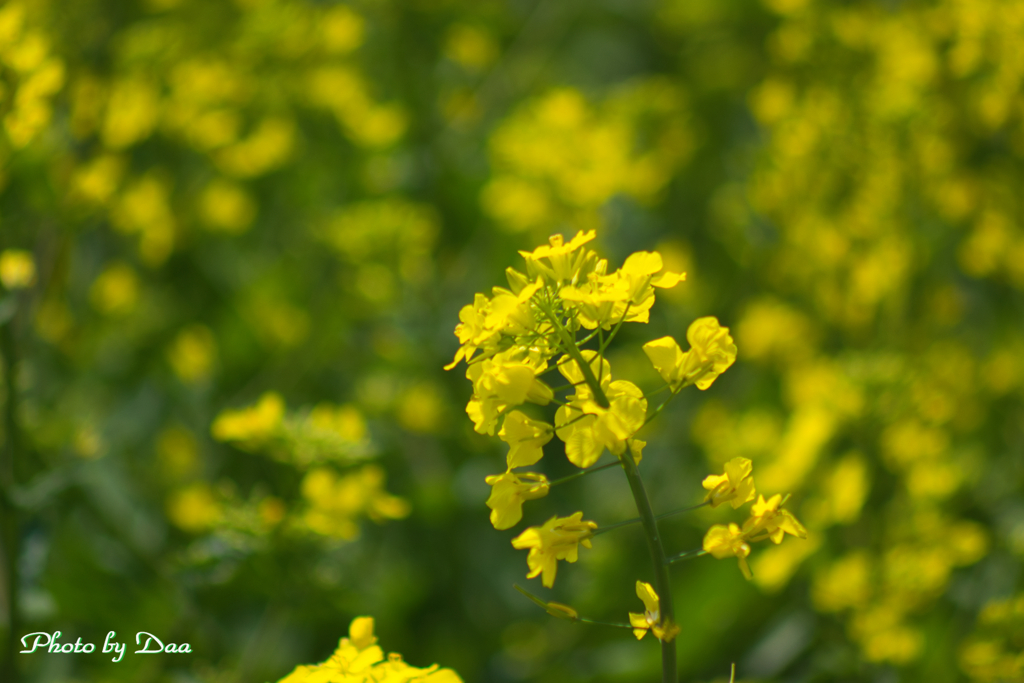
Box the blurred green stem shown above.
[620,442,677,683]
[549,314,677,681]
[0,301,21,683]
[547,459,620,486]
[591,501,709,537]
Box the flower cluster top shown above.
[277,617,462,683]
[445,231,742,590]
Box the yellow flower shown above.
[703,523,753,580]
[276,616,463,683]
[166,482,223,533]
[518,230,598,284]
[702,457,757,509]
[643,317,737,391]
[465,347,553,435]
[554,351,647,467]
[484,471,550,529]
[628,581,680,642]
[559,250,684,330]
[686,317,738,390]
[499,410,553,468]
[742,494,808,544]
[211,391,284,445]
[511,511,597,588]
[0,249,37,289]
[445,279,542,370]
[301,465,409,539]
[642,336,689,387]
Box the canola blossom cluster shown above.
[163,392,407,543]
[277,617,462,683]
[700,457,808,580]
[446,231,749,648]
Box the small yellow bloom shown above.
[166,482,222,533]
[499,410,553,468]
[703,523,753,580]
[742,494,808,544]
[484,471,550,530]
[628,581,680,642]
[0,249,36,289]
[518,230,598,284]
[465,347,552,435]
[687,317,738,390]
[444,279,542,370]
[702,457,756,509]
[276,616,463,683]
[643,317,737,391]
[89,262,139,316]
[211,391,285,444]
[554,351,647,467]
[511,511,597,588]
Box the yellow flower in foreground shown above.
[276,616,462,683]
[643,317,737,391]
[554,351,647,467]
[465,347,552,435]
[703,523,753,579]
[0,249,37,289]
[742,494,808,544]
[511,511,597,588]
[628,581,680,642]
[499,410,553,468]
[484,471,550,529]
[518,230,597,284]
[702,457,756,509]
[687,317,738,390]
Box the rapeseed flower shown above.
[518,230,597,284]
[703,523,753,579]
[0,249,37,289]
[276,616,462,683]
[511,511,597,587]
[484,471,550,529]
[554,351,646,467]
[628,581,680,642]
[465,347,553,435]
[702,457,756,509]
[499,410,553,468]
[643,317,737,390]
[742,494,808,544]
[560,250,683,329]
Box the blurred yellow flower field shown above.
[0,0,1021,682]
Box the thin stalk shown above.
[514,585,635,630]
[548,459,620,487]
[620,442,677,682]
[666,549,707,564]
[598,304,631,355]
[0,303,21,683]
[538,303,610,409]
[542,304,676,681]
[590,501,709,537]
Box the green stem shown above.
[598,304,631,355]
[0,301,21,683]
[666,549,707,564]
[621,442,677,683]
[539,303,610,409]
[548,460,619,487]
[590,501,709,537]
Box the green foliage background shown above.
[0,0,1022,681]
